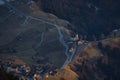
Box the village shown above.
[0,59,58,80]
[0,33,89,80]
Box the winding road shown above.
[2,1,84,68]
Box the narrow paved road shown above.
[3,2,78,68]
[4,2,117,68]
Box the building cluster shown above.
[69,34,89,53]
[0,60,58,80]
[70,34,88,45]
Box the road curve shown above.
[3,2,78,68]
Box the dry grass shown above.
[84,44,101,58]
[0,54,25,65]
[102,37,120,48]
[43,65,79,80]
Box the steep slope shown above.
[69,38,120,80]
[0,1,73,68]
[34,0,120,40]
[43,37,120,80]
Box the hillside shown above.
[42,37,120,80]
[34,0,120,40]
[0,0,72,68]
[0,0,120,80]
[70,38,120,80]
